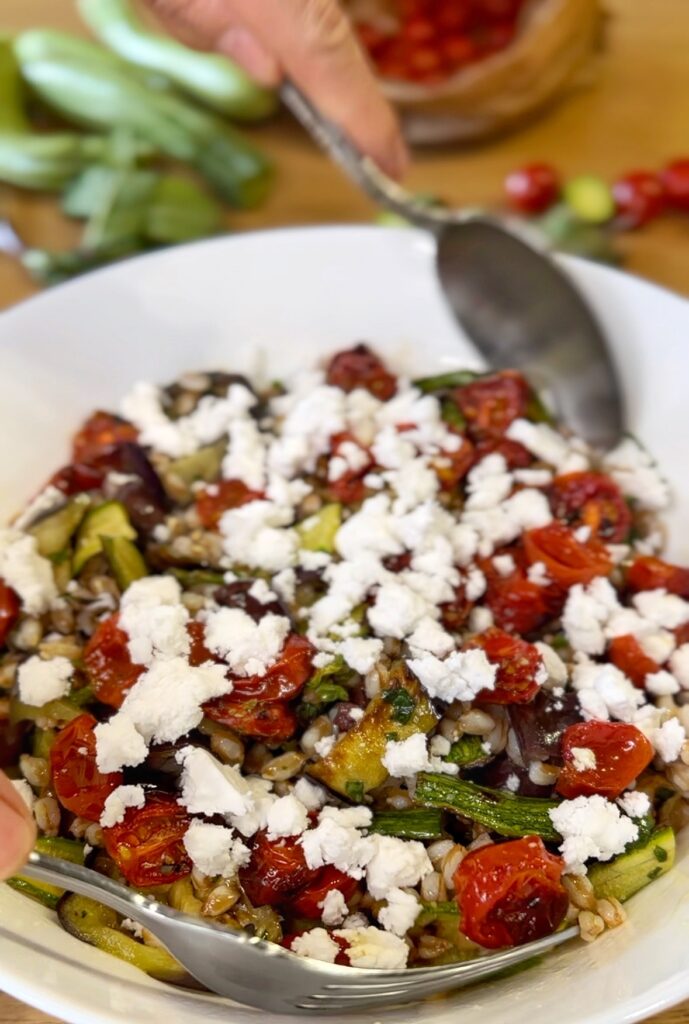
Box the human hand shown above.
[143,0,408,179]
[0,771,36,880]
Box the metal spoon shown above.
[282,82,624,449]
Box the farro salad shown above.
[3,344,689,982]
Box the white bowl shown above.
[1,226,689,1024]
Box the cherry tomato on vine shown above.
[612,171,665,227]
[556,720,654,799]
[504,163,560,214]
[661,159,689,211]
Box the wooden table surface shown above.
[1,0,689,1020]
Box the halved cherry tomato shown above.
[468,627,542,704]
[71,411,138,464]
[627,556,689,599]
[232,634,315,701]
[327,431,373,504]
[504,163,560,215]
[549,472,631,543]
[289,866,359,919]
[454,836,568,948]
[83,614,145,709]
[50,713,122,820]
[608,635,660,689]
[203,696,297,741]
[474,437,532,469]
[240,831,320,906]
[523,522,612,587]
[0,580,20,646]
[484,574,555,635]
[102,791,192,887]
[433,436,475,491]
[50,462,105,496]
[325,344,397,401]
[556,720,654,800]
[195,479,263,531]
[453,371,529,441]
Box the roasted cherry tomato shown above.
[556,720,654,800]
[549,471,631,543]
[232,634,315,701]
[71,411,138,464]
[83,614,145,709]
[288,866,359,919]
[468,627,543,704]
[454,836,568,948]
[195,479,263,531]
[626,555,689,599]
[675,622,689,646]
[203,696,297,741]
[0,580,20,647]
[325,344,397,401]
[433,436,475,491]
[484,573,556,635]
[51,713,123,820]
[504,163,560,214]
[327,432,374,504]
[607,635,660,689]
[102,791,192,887]
[240,830,319,906]
[613,171,665,227]
[453,371,529,441]
[523,522,612,587]
[49,462,105,495]
[474,437,532,469]
[661,159,689,211]
[440,582,472,632]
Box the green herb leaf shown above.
[345,780,364,802]
[383,687,416,724]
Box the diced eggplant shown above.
[508,690,582,766]
[214,579,287,621]
[106,442,169,533]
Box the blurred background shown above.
[0,0,688,313]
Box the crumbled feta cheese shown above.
[382,733,431,777]
[320,888,348,926]
[645,670,680,696]
[11,778,34,810]
[527,561,551,587]
[407,617,454,658]
[314,734,336,758]
[469,606,494,633]
[328,439,370,481]
[291,928,339,964]
[378,887,421,936]
[493,554,516,578]
[549,794,639,874]
[513,468,553,487]
[464,566,486,601]
[17,655,72,707]
[222,418,267,491]
[653,718,685,763]
[183,820,250,877]
[465,455,513,510]
[506,420,589,473]
[365,835,432,899]
[670,644,689,689]
[505,773,520,793]
[602,438,670,511]
[203,607,289,677]
[639,630,675,664]
[95,715,148,773]
[294,777,327,812]
[617,791,651,819]
[632,590,689,630]
[119,576,189,666]
[429,734,451,757]
[300,807,373,878]
[248,579,279,605]
[177,747,254,819]
[562,577,620,655]
[534,642,569,687]
[571,746,597,771]
[338,636,383,674]
[407,648,496,702]
[368,579,428,639]
[229,776,276,838]
[120,918,144,939]
[572,657,644,722]
[335,926,409,969]
[272,567,296,605]
[100,785,145,828]
[574,525,592,544]
[220,500,297,573]
[0,529,57,614]
[266,794,309,840]
[13,486,65,531]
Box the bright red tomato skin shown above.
[51,713,123,820]
[474,437,532,469]
[240,831,319,907]
[0,580,20,646]
[288,867,359,919]
[556,721,654,799]
[468,627,542,704]
[613,171,665,227]
[433,436,475,491]
[195,479,263,530]
[102,792,192,887]
[485,575,553,635]
[231,634,315,701]
[607,635,660,688]
[50,462,105,495]
[626,556,689,599]
[504,163,560,214]
[72,411,138,464]
[661,159,689,211]
[454,836,568,948]
[549,472,632,543]
[326,345,397,401]
[83,614,145,709]
[523,522,612,587]
[453,371,529,441]
[203,697,297,741]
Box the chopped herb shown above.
[647,866,662,881]
[299,655,353,720]
[383,687,416,724]
[413,369,482,393]
[385,731,400,742]
[654,845,669,863]
[345,780,364,802]
[440,397,466,431]
[445,734,491,768]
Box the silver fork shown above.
[20,851,578,1014]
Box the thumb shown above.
[0,772,36,880]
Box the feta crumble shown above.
[100,785,146,828]
[17,655,72,707]
[183,820,251,877]
[549,795,639,874]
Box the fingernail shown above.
[1,806,35,879]
[216,27,281,87]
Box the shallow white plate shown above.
[1,226,689,1024]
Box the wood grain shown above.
[1,0,689,1020]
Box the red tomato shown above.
[102,791,192,887]
[485,574,556,635]
[523,522,612,587]
[504,163,560,214]
[608,635,660,688]
[231,634,315,701]
[0,580,20,646]
[83,614,145,709]
[440,583,472,632]
[187,619,219,667]
[240,831,319,906]
[325,345,397,401]
[195,479,263,531]
[661,159,689,211]
[474,437,532,469]
[454,836,568,948]
[203,696,297,741]
[71,411,138,464]
[51,713,123,820]
[676,622,689,646]
[613,171,665,228]
[433,436,475,491]
[627,555,689,599]
[468,627,543,703]
[453,371,529,441]
[289,867,359,919]
[556,721,654,800]
[327,432,373,505]
[549,472,631,543]
[49,463,105,496]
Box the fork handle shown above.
[20,850,154,921]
